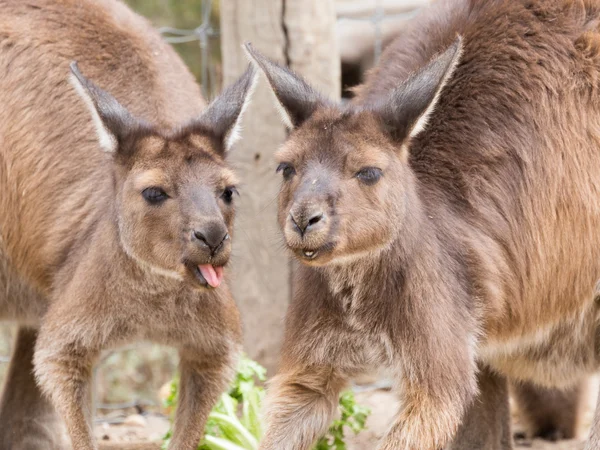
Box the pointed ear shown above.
[193,64,258,153]
[244,43,326,129]
[69,62,142,153]
[374,36,463,142]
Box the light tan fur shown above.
[0,0,255,449]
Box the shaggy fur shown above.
[0,1,254,449]
[247,0,600,449]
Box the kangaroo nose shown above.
[192,224,229,255]
[290,210,325,236]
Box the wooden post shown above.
[220,0,340,374]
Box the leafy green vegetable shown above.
[313,391,371,450]
[162,356,370,450]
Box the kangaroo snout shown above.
[192,222,230,257]
[289,208,326,237]
[285,201,336,264]
[184,220,231,289]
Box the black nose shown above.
[290,210,325,236]
[192,224,229,255]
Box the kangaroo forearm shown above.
[260,369,346,450]
[168,353,237,450]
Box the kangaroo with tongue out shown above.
[0,1,256,448]
[199,264,225,288]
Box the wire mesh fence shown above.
[151,0,431,98]
[336,0,429,63]
[159,0,219,99]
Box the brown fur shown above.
[0,1,255,449]
[246,0,600,449]
[449,366,513,450]
[0,327,69,449]
[511,380,587,441]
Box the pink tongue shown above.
[198,264,224,288]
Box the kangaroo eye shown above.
[221,186,238,204]
[142,187,168,204]
[276,162,296,180]
[356,167,383,185]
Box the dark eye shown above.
[221,186,238,204]
[276,162,296,180]
[142,187,168,204]
[355,167,383,185]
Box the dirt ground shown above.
[346,389,587,450]
[94,385,596,449]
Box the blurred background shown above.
[122,0,428,100]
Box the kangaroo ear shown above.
[244,43,326,129]
[374,36,463,142]
[193,64,258,153]
[69,62,143,153]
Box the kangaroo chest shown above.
[316,272,395,372]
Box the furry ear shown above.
[244,43,326,129]
[69,62,142,153]
[193,64,258,153]
[374,37,463,142]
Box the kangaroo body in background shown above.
[0,1,255,448]
[511,380,587,441]
[246,0,600,448]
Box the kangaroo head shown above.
[70,62,256,289]
[245,39,462,266]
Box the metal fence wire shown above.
[157,0,429,99]
[159,0,219,99]
[336,0,427,63]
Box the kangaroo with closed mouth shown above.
[245,0,600,448]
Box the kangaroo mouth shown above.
[292,242,336,263]
[186,262,225,288]
[302,249,318,260]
